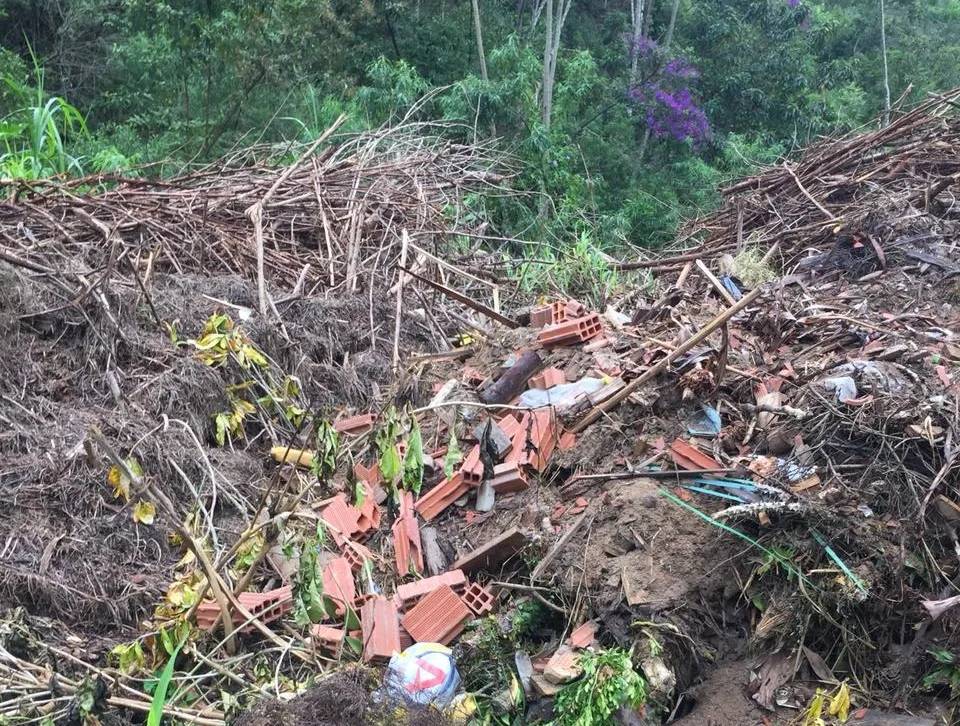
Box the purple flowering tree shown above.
[626,34,710,148]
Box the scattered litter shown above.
[378,642,462,708]
[686,402,722,437]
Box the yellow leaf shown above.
[133,500,156,525]
[828,682,851,722]
[108,465,130,501]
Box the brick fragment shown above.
[460,582,496,616]
[395,569,467,609]
[334,413,376,436]
[402,584,472,645]
[360,596,401,663]
[491,461,528,493]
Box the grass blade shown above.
[147,643,182,726]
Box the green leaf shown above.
[147,641,182,726]
[403,417,424,494]
[444,428,462,480]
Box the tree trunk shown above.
[880,0,891,125]
[471,0,489,81]
[663,0,680,52]
[630,0,644,78]
[540,0,573,132]
[541,0,555,129]
[642,0,655,38]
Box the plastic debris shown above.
[377,642,462,709]
[686,402,722,437]
[517,377,606,409]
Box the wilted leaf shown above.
[111,640,146,675]
[107,457,143,501]
[827,682,850,722]
[133,500,156,525]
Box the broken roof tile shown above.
[567,621,598,649]
[335,413,376,436]
[669,439,723,471]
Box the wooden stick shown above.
[571,286,762,432]
[695,259,737,305]
[398,265,520,328]
[392,229,410,373]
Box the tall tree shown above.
[540,0,574,130]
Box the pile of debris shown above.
[2,91,960,726]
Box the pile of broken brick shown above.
[192,296,618,690]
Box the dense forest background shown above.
[0,0,958,252]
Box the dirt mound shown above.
[235,668,452,726]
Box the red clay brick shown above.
[451,528,529,575]
[310,624,345,653]
[195,586,293,632]
[334,413,376,436]
[491,461,528,493]
[558,430,577,450]
[538,313,603,347]
[341,541,374,573]
[530,304,555,328]
[522,408,558,472]
[360,596,401,663]
[415,473,469,521]
[322,557,356,615]
[459,444,484,486]
[402,584,472,645]
[395,569,468,609]
[460,582,496,616]
[564,299,587,318]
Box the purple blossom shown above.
[626,37,711,146]
[786,0,800,6]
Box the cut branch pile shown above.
[622,88,960,273]
[0,118,512,302]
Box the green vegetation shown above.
[552,648,647,726]
[1,1,957,249]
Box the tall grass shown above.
[0,52,87,180]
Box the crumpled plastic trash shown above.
[822,375,858,403]
[517,377,606,409]
[376,642,461,709]
[720,276,743,301]
[822,360,916,395]
[686,402,722,437]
